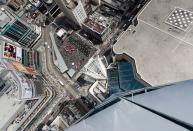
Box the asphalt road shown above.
[18,25,80,130]
[44,26,80,98]
[23,26,81,130]
[18,2,149,128]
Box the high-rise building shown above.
[0,58,45,100]
[66,80,193,131]
[0,61,46,131]
[83,12,118,42]
[91,0,101,5]
[0,8,40,47]
[0,78,10,97]
[55,0,87,26]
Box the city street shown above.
[0,1,157,131]
[44,26,80,98]
[21,25,81,130]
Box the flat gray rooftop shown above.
[114,0,193,86]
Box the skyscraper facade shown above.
[55,0,87,26]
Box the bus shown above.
[58,80,64,86]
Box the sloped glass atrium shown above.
[107,60,149,95]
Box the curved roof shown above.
[66,80,193,131]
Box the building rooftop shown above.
[0,92,25,130]
[0,41,22,62]
[83,12,110,34]
[81,56,107,80]
[55,33,97,76]
[0,59,44,99]
[50,32,68,73]
[107,59,148,95]
[114,0,193,86]
[64,0,78,9]
[0,63,44,130]
[0,10,11,28]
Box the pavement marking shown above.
[171,44,181,53]
[171,23,193,53]
[113,0,152,47]
[138,0,152,18]
[115,0,154,49]
[116,0,153,44]
[138,19,193,47]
